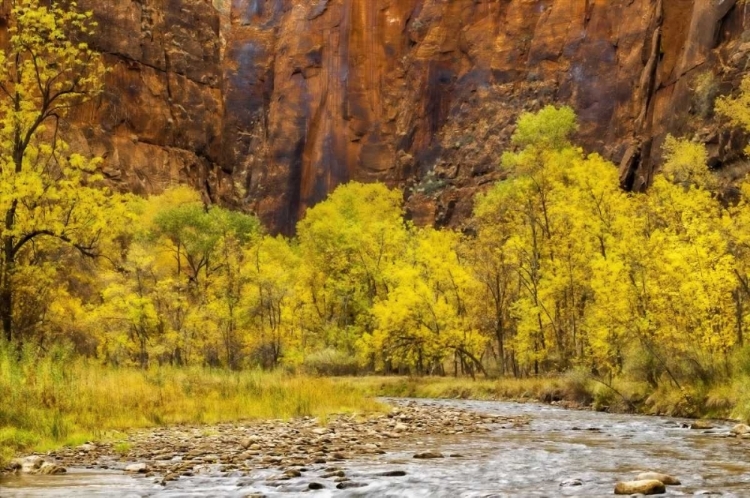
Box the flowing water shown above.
[1,399,748,497]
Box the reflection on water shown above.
[2,399,748,497]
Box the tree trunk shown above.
[1,234,14,342]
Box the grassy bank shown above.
[0,346,382,466]
[338,374,750,422]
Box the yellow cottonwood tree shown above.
[0,0,125,342]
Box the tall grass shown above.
[0,343,381,465]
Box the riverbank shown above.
[4,398,750,496]
[337,375,750,422]
[0,349,381,468]
[3,400,525,484]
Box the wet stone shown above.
[337,481,367,489]
[378,470,407,477]
[414,451,444,459]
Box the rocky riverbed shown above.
[3,400,528,490]
[5,399,750,496]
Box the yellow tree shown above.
[241,235,301,368]
[296,182,408,353]
[364,228,486,375]
[0,0,115,342]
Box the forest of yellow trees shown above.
[2,0,750,403]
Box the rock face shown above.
[10,0,750,233]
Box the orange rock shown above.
[4,0,746,233]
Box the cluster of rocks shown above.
[5,400,526,489]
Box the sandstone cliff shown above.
[33,1,750,232]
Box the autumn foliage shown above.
[5,1,750,398]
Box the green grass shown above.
[0,344,383,467]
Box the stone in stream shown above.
[377,470,407,477]
[282,469,302,478]
[413,451,444,459]
[125,462,150,473]
[308,482,325,490]
[38,462,67,475]
[11,456,44,473]
[336,481,366,489]
[614,479,666,495]
[730,423,750,436]
[560,478,583,487]
[635,472,681,485]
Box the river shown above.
[1,399,747,497]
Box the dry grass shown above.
[0,344,382,465]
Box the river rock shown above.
[125,462,150,473]
[308,482,325,490]
[636,472,681,485]
[560,478,583,487]
[731,424,750,436]
[378,470,407,477]
[614,479,666,495]
[414,451,444,459]
[336,481,366,489]
[38,462,66,475]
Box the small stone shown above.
[731,423,750,436]
[308,482,325,490]
[614,480,666,495]
[413,451,444,459]
[13,456,44,473]
[690,421,714,430]
[636,472,681,485]
[125,463,150,474]
[38,462,66,475]
[560,478,583,487]
[377,470,407,477]
[283,469,302,478]
[336,481,366,489]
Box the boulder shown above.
[635,472,681,485]
[614,480,666,495]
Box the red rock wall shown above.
[25,0,750,232]
[222,0,750,232]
